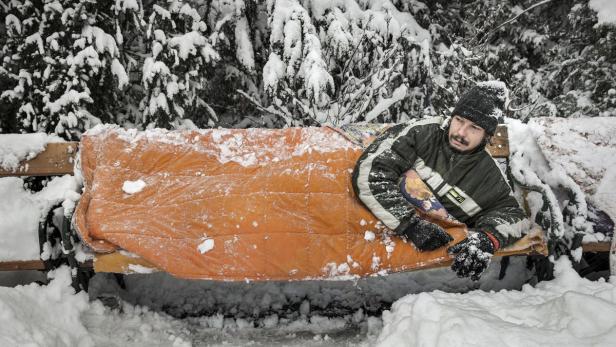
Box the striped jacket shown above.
[351,117,529,248]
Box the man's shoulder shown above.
[392,116,445,136]
[408,116,445,129]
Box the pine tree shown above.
[140,0,219,129]
[256,0,433,126]
[1,0,128,140]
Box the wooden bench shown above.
[0,142,80,271]
[0,125,610,277]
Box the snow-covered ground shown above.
[1,116,616,346]
[1,256,615,346]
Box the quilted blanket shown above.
[74,126,544,280]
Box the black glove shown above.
[447,230,498,281]
[396,216,453,251]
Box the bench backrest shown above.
[0,142,79,177]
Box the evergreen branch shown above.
[334,43,402,123]
[476,0,553,47]
[338,30,367,88]
[236,89,295,124]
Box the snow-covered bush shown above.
[1,0,128,140]
[1,0,615,132]
[140,0,219,129]
[257,0,431,126]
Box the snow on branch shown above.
[259,0,431,126]
[266,0,334,110]
[141,0,219,129]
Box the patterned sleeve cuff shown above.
[482,229,501,251]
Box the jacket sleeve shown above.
[472,179,530,249]
[351,123,422,234]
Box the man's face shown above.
[448,115,486,153]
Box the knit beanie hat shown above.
[451,81,508,136]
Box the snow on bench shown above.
[0,134,80,269]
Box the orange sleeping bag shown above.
[74,126,545,280]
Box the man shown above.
[352,82,530,280]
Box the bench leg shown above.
[60,215,91,292]
[610,234,616,278]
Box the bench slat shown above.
[582,241,612,253]
[0,260,46,271]
[94,252,159,274]
[0,142,78,177]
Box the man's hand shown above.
[447,230,498,281]
[397,216,453,251]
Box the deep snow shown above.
[1,256,615,346]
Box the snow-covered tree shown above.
[1,0,128,140]
[140,0,219,129]
[251,0,433,126]
[108,0,147,128]
[417,0,616,120]
[2,0,615,133]
[193,0,267,128]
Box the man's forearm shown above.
[475,205,530,248]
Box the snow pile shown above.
[589,0,616,26]
[0,175,81,261]
[0,267,93,346]
[376,258,616,346]
[506,117,616,244]
[4,257,614,346]
[529,117,616,223]
[0,267,193,346]
[0,133,64,172]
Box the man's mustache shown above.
[450,135,469,145]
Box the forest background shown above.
[1,0,614,140]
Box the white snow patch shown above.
[0,133,64,172]
[0,267,93,345]
[589,0,616,26]
[376,258,616,346]
[122,179,146,194]
[0,176,80,261]
[128,264,156,274]
[198,238,215,254]
[364,84,408,122]
[364,231,376,241]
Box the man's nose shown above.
[456,125,468,137]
